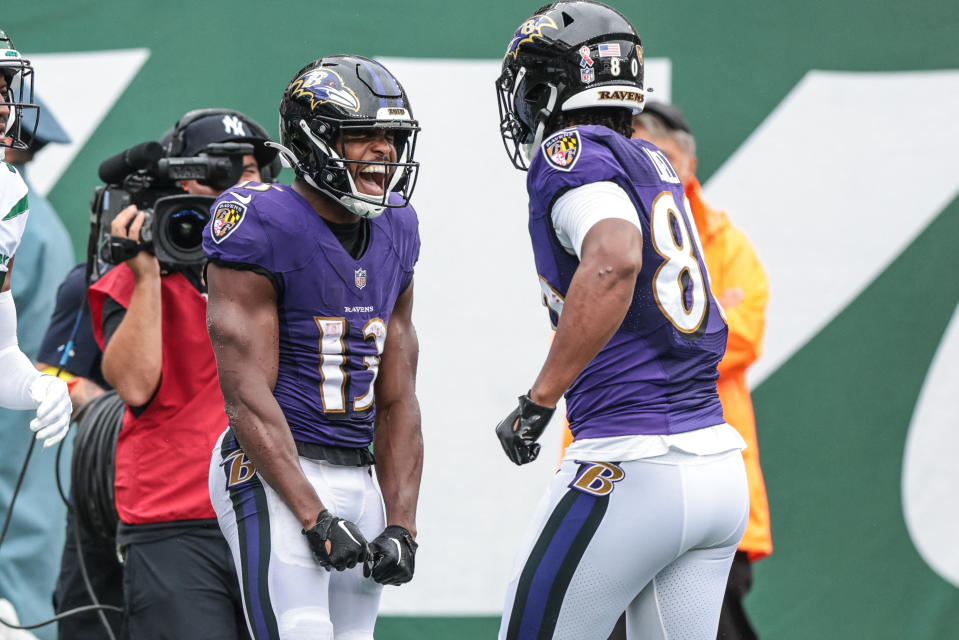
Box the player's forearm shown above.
[373,396,423,537]
[102,275,162,406]
[530,255,637,407]
[0,289,41,408]
[223,376,324,529]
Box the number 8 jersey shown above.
[527,125,727,440]
[203,182,420,449]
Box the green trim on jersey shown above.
[2,193,28,221]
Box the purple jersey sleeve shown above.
[527,125,628,220]
[203,183,314,279]
[203,188,273,267]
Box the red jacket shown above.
[89,265,226,524]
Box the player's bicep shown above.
[580,218,643,274]
[375,281,418,408]
[206,263,279,391]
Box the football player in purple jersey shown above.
[493,2,750,639]
[204,55,422,639]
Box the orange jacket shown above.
[687,177,772,561]
[559,178,773,561]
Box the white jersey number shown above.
[537,192,712,335]
[353,318,387,412]
[649,192,709,334]
[314,317,387,413]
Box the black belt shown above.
[295,440,376,467]
[225,427,375,467]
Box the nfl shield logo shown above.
[354,268,367,290]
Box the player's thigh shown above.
[211,432,335,640]
[626,451,749,640]
[306,460,386,640]
[122,533,247,640]
[627,542,739,640]
[499,459,687,640]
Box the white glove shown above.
[27,374,72,448]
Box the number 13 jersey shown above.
[203,182,420,449]
[527,125,727,440]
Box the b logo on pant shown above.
[569,461,625,496]
[224,450,257,489]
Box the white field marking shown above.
[704,70,959,387]
[23,49,151,197]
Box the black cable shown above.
[73,504,116,640]
[0,603,123,631]
[53,303,89,511]
[0,395,124,634]
[70,392,123,542]
[0,437,36,550]
[55,431,71,508]
[46,393,124,638]
[0,427,123,634]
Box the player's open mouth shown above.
[356,164,388,196]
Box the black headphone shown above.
[166,108,282,182]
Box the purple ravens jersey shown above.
[528,125,727,439]
[203,182,420,448]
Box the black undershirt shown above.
[324,217,370,260]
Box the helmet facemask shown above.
[274,115,419,219]
[0,44,39,152]
[497,65,560,171]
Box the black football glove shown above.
[302,510,370,571]
[363,525,418,586]
[495,393,555,465]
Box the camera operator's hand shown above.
[111,205,159,280]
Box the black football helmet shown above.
[0,27,39,152]
[496,1,645,170]
[275,55,420,219]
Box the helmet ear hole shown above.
[524,83,549,106]
[561,11,574,26]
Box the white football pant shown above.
[500,449,749,640]
[210,430,385,640]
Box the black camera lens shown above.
[167,208,209,251]
[150,194,216,265]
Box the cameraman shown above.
[85,109,277,639]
